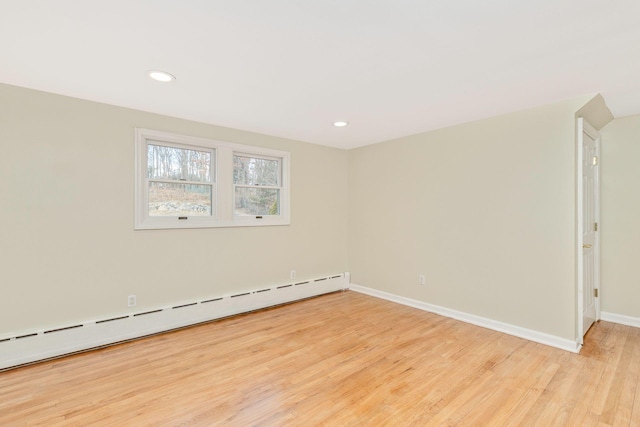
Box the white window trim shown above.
[135,128,290,230]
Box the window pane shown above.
[149,182,212,216]
[233,155,279,186]
[235,187,279,216]
[148,144,212,182]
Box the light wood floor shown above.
[1,291,638,426]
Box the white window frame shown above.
[233,151,284,223]
[135,129,290,230]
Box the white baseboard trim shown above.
[601,311,640,328]
[349,284,581,353]
[0,274,348,371]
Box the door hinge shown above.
[594,289,599,298]
[592,156,599,166]
[594,222,598,232]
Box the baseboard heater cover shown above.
[0,274,348,370]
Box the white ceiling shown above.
[2,1,640,149]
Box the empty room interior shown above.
[2,1,640,425]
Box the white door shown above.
[577,118,600,340]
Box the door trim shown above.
[576,117,601,345]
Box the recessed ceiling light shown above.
[333,121,349,127]
[148,70,176,82]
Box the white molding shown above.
[575,117,601,344]
[349,284,581,353]
[601,311,640,328]
[0,274,347,370]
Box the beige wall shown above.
[600,115,640,318]
[4,81,631,344]
[348,97,592,340]
[0,83,348,334]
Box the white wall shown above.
[600,115,640,319]
[0,83,348,335]
[348,97,592,341]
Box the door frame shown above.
[576,117,601,345]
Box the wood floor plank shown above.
[1,291,639,426]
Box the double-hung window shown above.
[234,154,282,217]
[147,142,215,217]
[135,129,290,229]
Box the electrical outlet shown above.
[418,274,426,285]
[128,295,137,307]
[290,270,296,279]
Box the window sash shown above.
[147,142,214,183]
[233,153,282,187]
[148,182,215,217]
[234,187,280,217]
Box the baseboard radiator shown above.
[0,273,348,370]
